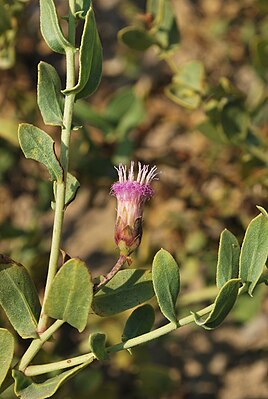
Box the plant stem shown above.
[37,5,76,335]
[25,353,95,377]
[22,274,268,376]
[24,303,214,376]
[18,320,64,372]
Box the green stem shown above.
[37,9,76,335]
[24,304,214,376]
[18,320,64,372]
[25,353,95,377]
[22,276,268,376]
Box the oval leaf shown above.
[37,62,64,126]
[13,360,92,399]
[44,258,93,332]
[239,209,268,296]
[18,124,63,181]
[122,304,155,342]
[89,333,107,360]
[118,27,155,51]
[0,255,41,339]
[64,7,98,95]
[92,269,154,316]
[0,329,14,388]
[40,0,73,54]
[152,249,180,325]
[216,229,240,288]
[192,278,240,330]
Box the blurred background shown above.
[0,0,268,398]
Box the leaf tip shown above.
[256,205,268,218]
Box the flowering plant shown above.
[0,1,267,398]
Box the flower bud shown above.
[111,161,158,256]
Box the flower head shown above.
[111,161,158,255]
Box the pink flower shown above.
[111,161,158,256]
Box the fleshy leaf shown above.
[152,249,180,325]
[239,209,268,295]
[192,278,240,330]
[118,27,156,51]
[13,360,92,399]
[0,329,14,388]
[40,0,73,54]
[122,304,155,342]
[0,255,41,339]
[216,229,240,288]
[89,333,108,360]
[44,258,93,332]
[37,61,64,126]
[18,124,63,181]
[64,7,102,97]
[76,32,102,99]
[92,269,154,317]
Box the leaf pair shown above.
[217,206,268,296]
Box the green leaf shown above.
[52,173,80,209]
[173,61,205,93]
[73,101,112,133]
[64,7,102,97]
[76,31,102,99]
[239,209,268,296]
[118,27,156,51]
[221,101,249,143]
[165,84,201,109]
[37,62,64,126]
[0,255,41,339]
[216,229,240,288]
[75,0,92,19]
[165,61,205,110]
[64,173,80,205]
[122,304,155,342]
[192,278,240,330]
[92,269,154,316]
[40,0,73,54]
[105,88,145,138]
[152,249,180,325]
[147,0,180,52]
[197,120,227,144]
[18,123,63,181]
[89,333,108,360]
[0,329,14,388]
[13,361,93,399]
[44,258,93,332]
